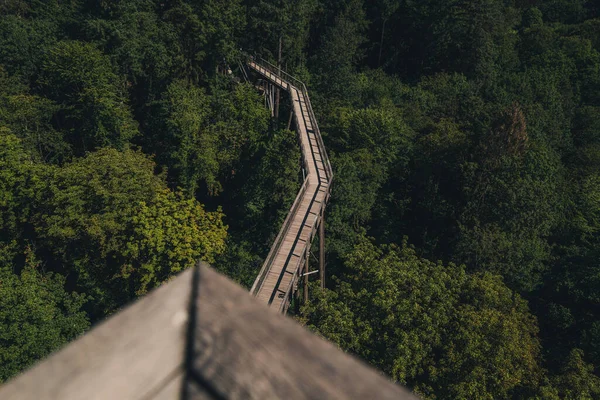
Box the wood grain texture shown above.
[188,264,416,400]
[0,269,192,400]
[0,263,416,399]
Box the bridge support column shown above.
[275,35,282,119]
[287,110,293,131]
[270,84,275,117]
[304,245,309,303]
[320,208,325,290]
[263,82,275,117]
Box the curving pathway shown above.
[247,58,332,313]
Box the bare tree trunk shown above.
[275,36,282,118]
[378,19,387,67]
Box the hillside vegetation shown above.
[1,1,600,398]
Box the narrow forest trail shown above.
[247,58,332,313]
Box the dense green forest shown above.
[1,0,600,398]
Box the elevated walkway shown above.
[247,58,332,312]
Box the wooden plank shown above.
[0,264,417,399]
[151,371,185,400]
[188,264,416,399]
[0,269,192,400]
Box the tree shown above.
[538,0,588,24]
[247,0,316,67]
[323,105,413,258]
[0,247,89,382]
[374,0,399,67]
[161,0,207,84]
[40,41,138,155]
[457,105,562,292]
[197,0,245,72]
[150,80,270,196]
[214,128,300,288]
[0,16,58,79]
[82,4,181,110]
[0,67,68,163]
[302,237,545,399]
[325,150,386,257]
[158,79,213,194]
[0,130,43,263]
[551,349,600,399]
[34,148,227,316]
[313,0,368,103]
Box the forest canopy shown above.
[2,1,600,398]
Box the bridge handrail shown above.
[276,213,320,313]
[302,89,333,182]
[250,177,309,296]
[246,55,333,182]
[246,54,333,306]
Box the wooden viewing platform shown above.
[247,58,333,312]
[0,263,416,399]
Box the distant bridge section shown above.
[247,58,333,313]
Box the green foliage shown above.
[198,0,245,70]
[161,79,213,194]
[34,148,227,315]
[198,82,270,194]
[551,349,600,399]
[161,0,244,82]
[458,138,562,291]
[538,0,589,24]
[328,106,412,166]
[124,189,227,292]
[2,0,600,395]
[0,130,43,257]
[215,128,300,287]
[153,80,270,195]
[324,105,413,256]
[313,0,368,102]
[247,0,316,66]
[302,237,544,399]
[0,67,67,162]
[0,16,58,78]
[82,6,180,99]
[0,247,89,383]
[326,150,385,256]
[40,41,138,155]
[232,128,300,236]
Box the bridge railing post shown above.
[304,243,309,303]
[320,208,325,290]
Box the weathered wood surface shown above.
[0,263,417,400]
[0,265,191,400]
[247,60,332,311]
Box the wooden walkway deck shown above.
[247,59,332,312]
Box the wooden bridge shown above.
[247,57,333,313]
[0,59,417,399]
